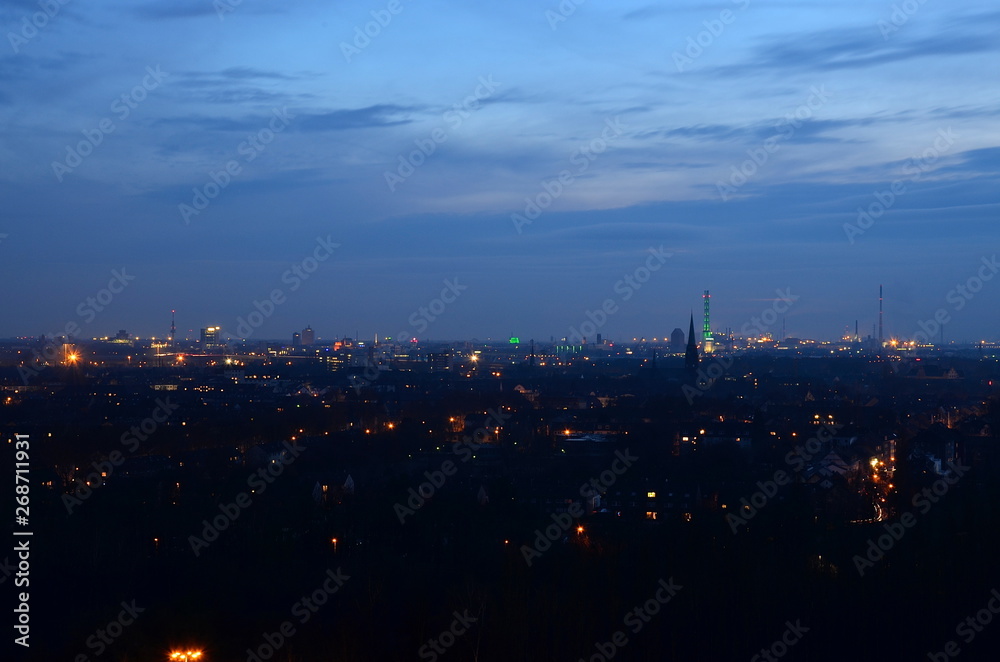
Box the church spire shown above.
[685,312,699,373]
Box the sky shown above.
[1,0,998,343]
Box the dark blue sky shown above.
[2,0,998,342]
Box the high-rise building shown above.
[670,328,685,353]
[200,326,222,350]
[702,290,714,354]
[428,352,450,372]
[301,326,315,346]
[292,332,301,346]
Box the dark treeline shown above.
[8,354,1000,660]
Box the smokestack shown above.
[878,285,883,348]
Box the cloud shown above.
[621,6,672,21]
[218,67,301,81]
[645,117,879,147]
[151,115,274,133]
[660,124,752,141]
[938,146,1000,177]
[151,102,415,135]
[926,104,1000,121]
[713,26,1000,76]
[131,1,220,20]
[165,68,318,105]
[130,0,328,20]
[292,104,417,132]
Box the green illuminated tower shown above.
[702,290,714,354]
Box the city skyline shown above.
[9,279,997,345]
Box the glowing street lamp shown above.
[64,344,80,365]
